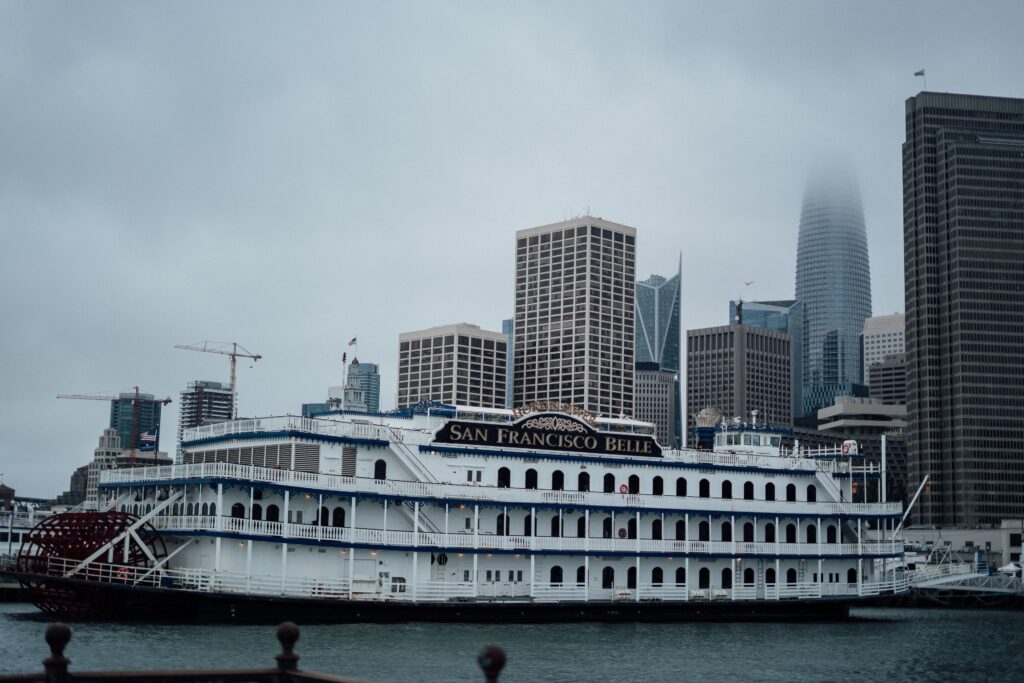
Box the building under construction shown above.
[177,380,234,458]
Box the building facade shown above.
[904,91,1024,526]
[502,318,514,409]
[635,265,681,447]
[796,169,872,416]
[86,428,122,507]
[513,217,636,417]
[347,360,381,413]
[177,380,234,458]
[686,324,792,447]
[862,313,905,371]
[109,392,162,454]
[397,323,508,409]
[867,354,906,406]
[730,299,803,420]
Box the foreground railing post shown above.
[275,622,300,676]
[477,645,506,682]
[43,624,71,683]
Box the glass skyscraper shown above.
[729,299,802,421]
[347,360,381,413]
[109,392,162,452]
[795,168,872,416]
[635,263,681,447]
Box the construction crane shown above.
[174,341,261,419]
[57,386,172,466]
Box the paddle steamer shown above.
[6,402,908,621]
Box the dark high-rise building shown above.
[635,262,681,447]
[397,323,507,409]
[904,91,1024,527]
[502,318,514,409]
[514,217,636,417]
[868,354,906,406]
[686,324,792,447]
[109,392,162,454]
[796,168,872,416]
[347,360,381,413]
[177,380,233,458]
[730,299,803,419]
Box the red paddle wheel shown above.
[17,511,168,616]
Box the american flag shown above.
[139,431,157,443]
[348,337,357,346]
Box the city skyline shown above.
[3,1,1024,496]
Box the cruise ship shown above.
[6,402,908,621]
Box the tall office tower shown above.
[685,324,792,447]
[729,299,803,420]
[867,354,906,405]
[86,427,122,507]
[514,217,636,417]
[502,318,514,409]
[177,380,233,458]
[862,313,905,371]
[347,360,381,413]
[109,392,162,454]
[397,323,508,409]
[796,167,873,416]
[635,265,681,447]
[904,92,1024,526]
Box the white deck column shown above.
[817,516,822,556]
[472,553,478,598]
[635,556,640,602]
[348,496,356,599]
[635,511,641,553]
[412,551,418,602]
[283,491,290,539]
[731,514,736,555]
[245,540,252,592]
[775,558,780,599]
[529,554,535,598]
[317,494,323,541]
[215,484,223,531]
[685,556,690,600]
[383,500,388,532]
[474,505,479,549]
[775,516,780,554]
[281,542,288,593]
[584,555,590,601]
[584,510,590,552]
[857,518,862,556]
[444,503,449,535]
[248,486,254,518]
[414,502,420,543]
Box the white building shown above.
[397,323,508,409]
[862,314,905,372]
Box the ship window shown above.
[652,476,663,496]
[577,516,586,538]
[652,519,662,540]
[552,470,565,491]
[201,503,209,516]
[550,516,562,537]
[715,434,724,446]
[628,474,640,494]
[743,481,754,500]
[743,522,754,543]
[699,521,710,541]
[627,518,637,539]
[374,459,387,480]
[698,568,710,589]
[786,524,796,544]
[807,525,817,544]
[602,566,615,589]
[627,566,637,589]
[786,568,797,584]
[806,485,817,502]
[827,525,837,544]
[496,513,509,536]
[764,523,775,543]
[676,477,687,497]
[524,514,534,536]
[847,568,857,584]
[603,473,615,493]
[578,472,590,492]
[765,568,776,584]
[319,506,329,526]
[577,566,586,584]
[699,479,710,498]
[675,567,686,585]
[752,435,761,446]
[786,484,796,502]
[765,483,775,501]
[464,570,471,582]
[231,503,245,519]
[722,567,732,589]
[332,507,345,527]
[550,566,563,585]
[721,521,732,542]
[675,520,686,540]
[742,434,752,445]
[525,469,538,490]
[251,504,262,521]
[266,505,280,522]
[721,481,732,499]
[497,467,511,488]
[770,437,781,447]
[602,516,613,538]
[743,568,755,585]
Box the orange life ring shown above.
[619,484,629,494]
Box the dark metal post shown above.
[43,624,71,683]
[477,645,506,683]
[275,621,300,677]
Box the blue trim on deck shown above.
[181,430,389,449]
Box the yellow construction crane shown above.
[174,341,261,419]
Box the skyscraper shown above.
[729,299,803,419]
[513,217,636,417]
[904,92,1024,526]
[502,318,514,409]
[796,167,872,415]
[109,392,162,453]
[177,380,233,458]
[686,324,792,446]
[635,264,681,447]
[347,360,381,413]
[397,323,507,409]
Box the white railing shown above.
[906,561,986,586]
[101,461,902,518]
[149,515,902,557]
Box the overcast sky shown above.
[3,1,1023,497]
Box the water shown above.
[2,603,1024,682]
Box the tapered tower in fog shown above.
[795,167,872,415]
